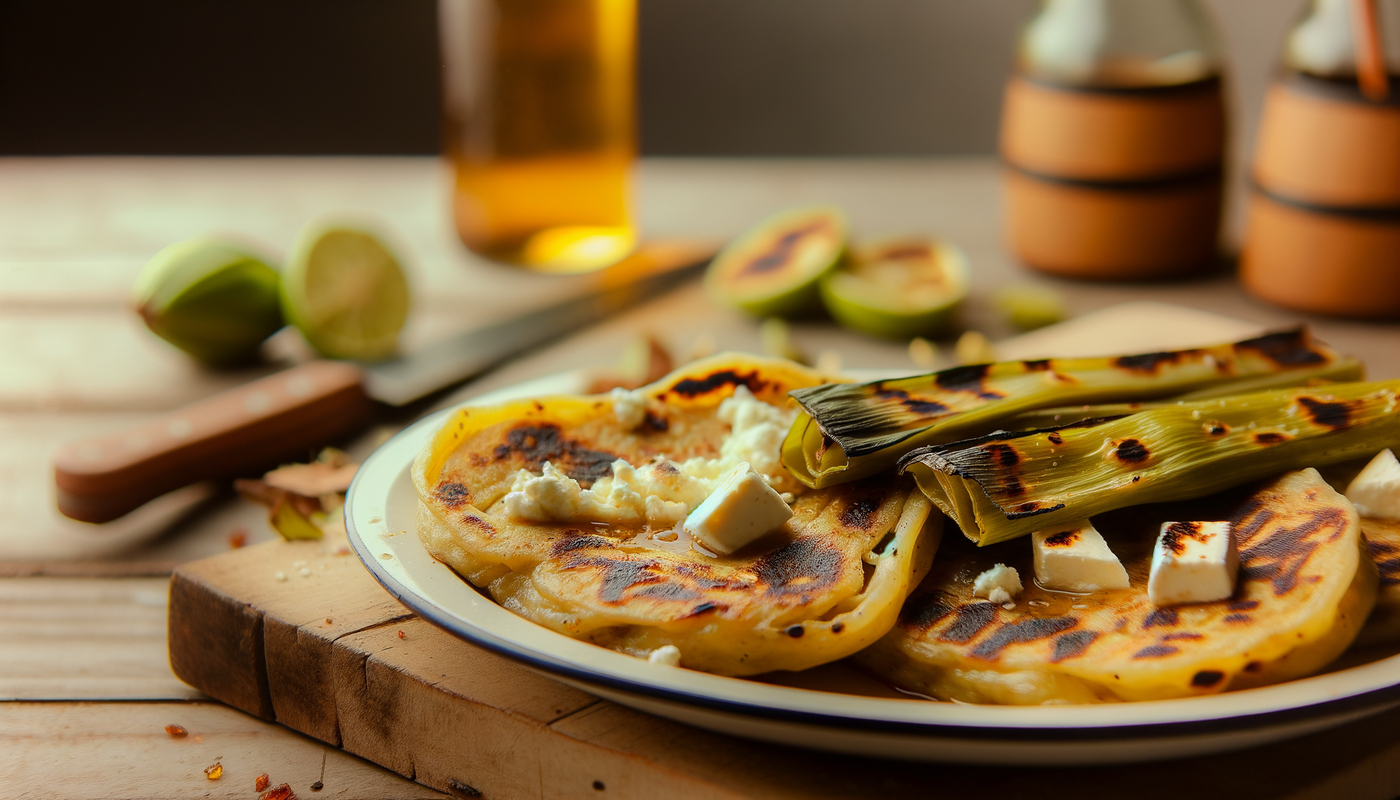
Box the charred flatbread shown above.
[415,355,942,676]
[858,469,1377,704]
[1358,518,1400,646]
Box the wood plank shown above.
[0,701,448,800]
[0,577,196,701]
[0,410,407,565]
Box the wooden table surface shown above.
[6,156,1400,799]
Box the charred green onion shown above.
[899,380,1400,546]
[783,329,1361,489]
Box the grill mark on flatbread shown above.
[1239,505,1349,596]
[839,496,883,530]
[1367,539,1400,588]
[753,537,843,598]
[434,481,472,510]
[899,594,954,629]
[462,514,496,537]
[1191,670,1226,687]
[970,616,1077,661]
[1133,644,1179,659]
[937,602,997,643]
[1050,630,1099,663]
[590,559,663,604]
[493,424,619,485]
[664,370,767,399]
[686,601,721,617]
[552,533,614,556]
[631,581,704,603]
[1143,608,1179,629]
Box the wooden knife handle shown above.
[53,361,376,524]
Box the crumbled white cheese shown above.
[1148,521,1238,607]
[501,385,797,527]
[647,645,682,667]
[707,385,796,481]
[683,462,793,555]
[611,387,649,431]
[1032,519,1131,593]
[973,563,1022,604]
[1347,449,1400,520]
[503,460,689,527]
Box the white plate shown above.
[345,371,1400,765]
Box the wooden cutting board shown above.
[167,537,1400,800]
[165,304,1400,799]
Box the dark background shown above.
[0,0,1296,157]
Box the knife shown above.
[53,241,715,524]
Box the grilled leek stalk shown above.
[899,380,1400,545]
[783,329,1361,489]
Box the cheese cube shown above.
[1032,519,1130,593]
[972,563,1022,604]
[1148,521,1238,607]
[1346,449,1400,520]
[683,462,792,555]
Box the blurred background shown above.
[0,0,1303,160]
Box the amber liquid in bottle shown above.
[441,0,636,273]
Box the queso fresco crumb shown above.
[503,385,795,529]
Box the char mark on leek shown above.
[897,380,1400,546]
[783,328,1361,490]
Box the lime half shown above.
[819,236,969,339]
[706,205,848,318]
[133,238,283,366]
[281,224,411,361]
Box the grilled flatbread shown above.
[858,469,1377,703]
[415,355,942,676]
[1358,518,1400,646]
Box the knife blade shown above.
[53,241,715,524]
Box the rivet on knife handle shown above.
[53,361,374,524]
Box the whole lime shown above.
[133,238,284,366]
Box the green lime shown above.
[994,283,1067,331]
[706,205,847,318]
[133,238,284,366]
[281,223,411,361]
[819,236,969,339]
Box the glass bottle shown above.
[1001,0,1226,280]
[1241,0,1400,318]
[440,0,637,273]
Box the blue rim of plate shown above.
[346,385,1400,746]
